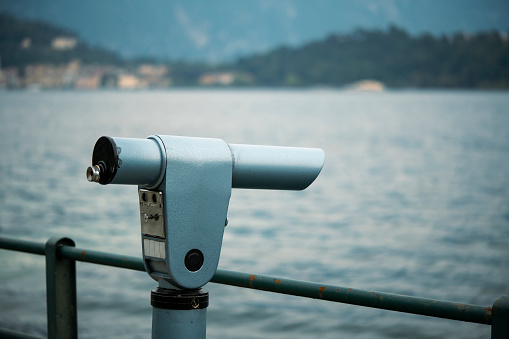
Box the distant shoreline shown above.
[1,13,508,90]
[2,86,508,93]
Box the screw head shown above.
[191,298,200,309]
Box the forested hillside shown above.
[0,13,120,67]
[1,12,508,88]
[234,26,509,88]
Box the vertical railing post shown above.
[46,237,78,339]
[492,296,509,339]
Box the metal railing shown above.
[0,236,508,338]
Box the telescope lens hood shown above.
[92,136,118,185]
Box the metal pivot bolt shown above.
[185,250,204,272]
[151,288,209,310]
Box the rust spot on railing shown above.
[454,303,466,311]
[319,286,326,298]
[275,279,281,285]
[81,251,86,258]
[249,274,256,288]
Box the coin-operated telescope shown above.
[87,135,324,338]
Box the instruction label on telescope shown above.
[143,239,166,259]
[139,189,165,238]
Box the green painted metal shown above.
[211,270,492,325]
[0,237,45,255]
[492,296,509,339]
[0,327,44,339]
[59,245,145,272]
[45,237,78,339]
[0,236,503,333]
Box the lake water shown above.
[0,89,508,338]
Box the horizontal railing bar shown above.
[0,237,45,255]
[0,236,493,325]
[59,246,146,272]
[0,327,45,339]
[211,270,492,325]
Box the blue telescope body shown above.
[87,135,324,289]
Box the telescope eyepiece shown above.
[86,165,101,182]
[88,136,119,185]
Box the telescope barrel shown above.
[87,136,324,190]
[229,144,324,190]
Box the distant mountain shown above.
[0,0,508,62]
